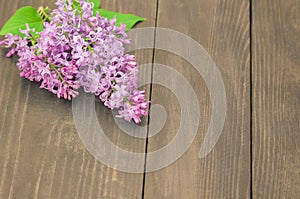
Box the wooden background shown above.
[0,0,299,198]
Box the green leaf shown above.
[88,0,101,15]
[95,9,146,31]
[72,0,82,14]
[72,0,100,16]
[88,0,101,9]
[0,6,43,37]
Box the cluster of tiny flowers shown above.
[0,0,149,123]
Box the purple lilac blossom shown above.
[0,0,149,123]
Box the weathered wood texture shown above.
[1,0,300,198]
[144,0,251,198]
[0,0,156,198]
[252,0,300,198]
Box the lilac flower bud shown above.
[6,48,16,57]
[38,54,44,59]
[0,40,6,46]
[124,54,136,61]
[88,17,98,27]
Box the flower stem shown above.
[38,6,51,22]
[49,63,66,84]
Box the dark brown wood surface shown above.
[143,0,251,198]
[0,0,156,198]
[0,0,299,198]
[252,0,300,198]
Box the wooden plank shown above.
[143,0,251,198]
[0,0,157,198]
[252,0,300,198]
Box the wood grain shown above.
[144,0,251,198]
[252,0,300,198]
[0,0,157,198]
[1,0,300,198]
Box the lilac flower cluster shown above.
[0,0,149,123]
